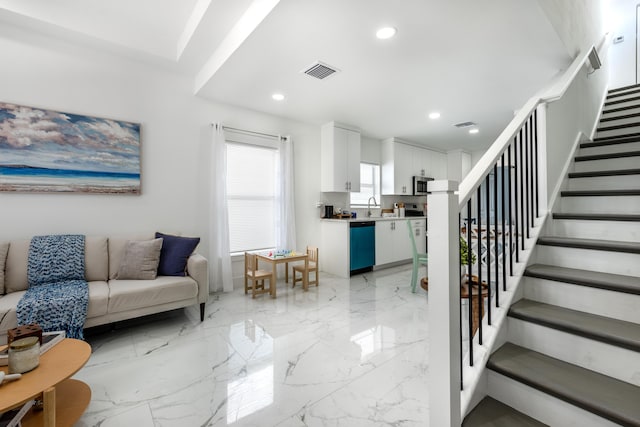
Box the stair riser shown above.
[508,317,640,386]
[534,246,640,276]
[606,91,640,102]
[573,156,640,172]
[579,140,640,155]
[559,195,640,214]
[598,117,640,129]
[487,371,621,427]
[523,276,640,323]
[567,174,640,190]
[547,219,640,243]
[601,105,640,118]
[596,127,640,139]
[603,98,640,111]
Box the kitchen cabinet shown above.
[381,138,447,195]
[375,219,413,266]
[321,122,361,192]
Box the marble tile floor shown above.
[74,265,435,427]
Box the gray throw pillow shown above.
[0,242,8,294]
[116,238,163,280]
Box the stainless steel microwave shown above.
[413,176,434,195]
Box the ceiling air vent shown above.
[454,121,477,129]
[302,61,339,80]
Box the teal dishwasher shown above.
[350,221,375,275]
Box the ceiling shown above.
[0,0,571,151]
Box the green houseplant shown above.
[460,236,476,267]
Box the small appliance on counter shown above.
[324,205,334,218]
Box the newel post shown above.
[427,180,461,426]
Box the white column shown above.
[536,104,548,215]
[427,180,461,427]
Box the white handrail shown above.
[457,40,601,211]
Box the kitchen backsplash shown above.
[320,193,427,218]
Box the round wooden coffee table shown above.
[0,338,91,427]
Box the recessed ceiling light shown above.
[428,112,441,120]
[469,128,479,134]
[376,27,397,40]
[272,93,285,101]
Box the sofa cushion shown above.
[85,236,108,282]
[108,234,155,279]
[107,276,198,314]
[116,238,163,280]
[5,240,29,293]
[0,290,23,332]
[155,232,200,276]
[0,242,8,295]
[87,281,109,319]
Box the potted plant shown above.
[460,237,481,286]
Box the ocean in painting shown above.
[0,165,140,194]
[0,102,141,194]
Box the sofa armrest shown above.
[187,253,209,304]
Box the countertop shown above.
[322,216,426,223]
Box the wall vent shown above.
[454,121,477,128]
[302,61,339,80]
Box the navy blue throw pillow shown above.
[155,232,200,276]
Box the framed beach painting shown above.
[0,102,140,194]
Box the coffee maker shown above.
[324,205,334,218]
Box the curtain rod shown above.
[210,123,286,141]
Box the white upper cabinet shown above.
[321,122,361,192]
[381,138,448,195]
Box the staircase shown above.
[464,84,640,426]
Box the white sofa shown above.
[0,234,209,333]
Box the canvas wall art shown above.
[0,102,140,194]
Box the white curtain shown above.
[209,124,233,292]
[275,136,296,252]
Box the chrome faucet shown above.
[367,196,378,217]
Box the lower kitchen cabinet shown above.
[375,220,411,266]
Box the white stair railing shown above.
[427,36,608,426]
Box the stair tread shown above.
[607,88,640,99]
[487,343,640,426]
[463,396,548,427]
[568,168,640,178]
[553,213,640,221]
[597,121,640,132]
[509,300,640,352]
[574,150,640,161]
[609,83,640,94]
[582,135,640,147]
[604,94,640,106]
[561,189,640,196]
[599,111,640,122]
[537,236,640,253]
[524,264,640,295]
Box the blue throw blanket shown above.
[17,235,89,339]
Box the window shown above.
[350,162,380,206]
[226,142,278,253]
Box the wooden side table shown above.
[0,338,91,427]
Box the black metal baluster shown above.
[459,213,463,390]
[533,109,540,218]
[529,114,535,224]
[485,175,491,324]
[514,132,521,259]
[508,144,514,276]
[524,119,530,239]
[501,153,507,291]
[467,200,473,366]
[519,129,525,251]
[476,186,483,345]
[493,163,499,307]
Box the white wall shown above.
[537,0,607,56]
[0,22,322,277]
[607,0,639,88]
